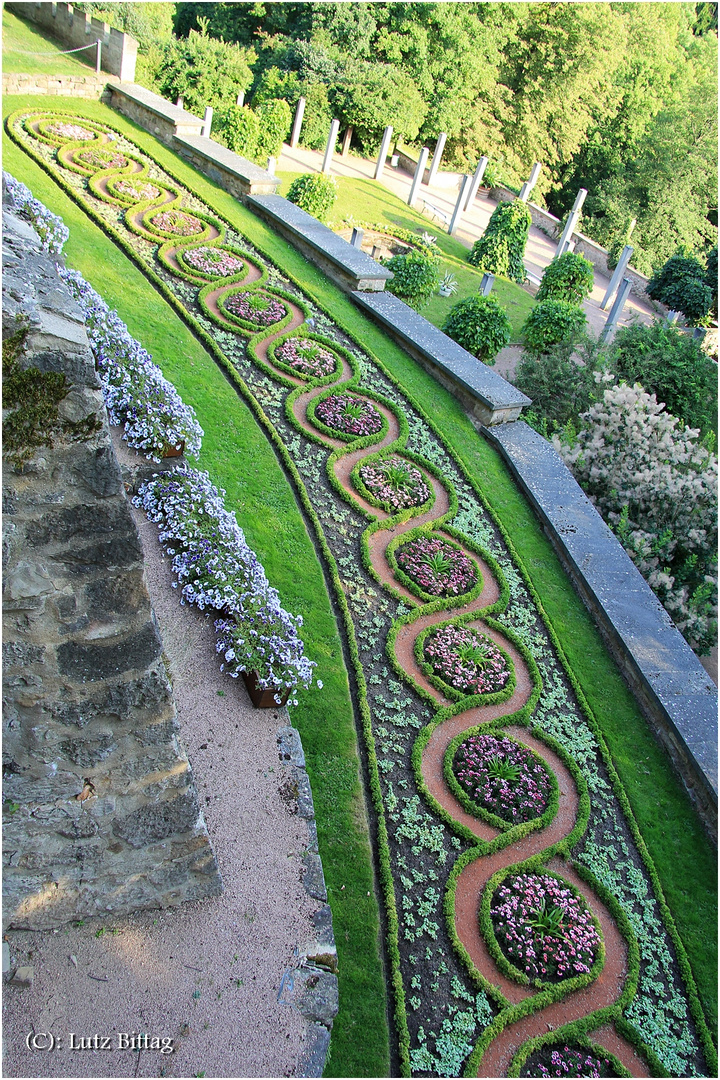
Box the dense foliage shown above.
[521,300,587,354]
[647,250,715,324]
[384,249,440,310]
[536,252,595,306]
[213,99,291,164]
[513,337,607,435]
[286,172,338,222]
[442,295,512,363]
[467,201,531,282]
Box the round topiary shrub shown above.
[286,173,338,222]
[384,250,439,310]
[647,249,714,323]
[215,105,260,159]
[536,252,594,305]
[522,300,586,353]
[442,295,512,363]
[467,200,531,283]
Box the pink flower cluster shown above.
[77,148,128,170]
[396,535,477,596]
[275,337,337,377]
[423,624,510,695]
[453,733,552,823]
[536,1046,612,1078]
[225,290,287,326]
[315,394,383,437]
[47,121,95,140]
[115,178,160,201]
[151,209,203,235]
[183,246,245,278]
[491,873,601,983]
[359,456,430,510]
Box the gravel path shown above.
[2,439,322,1079]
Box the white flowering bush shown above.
[135,466,316,703]
[555,378,718,652]
[4,171,69,254]
[59,268,203,461]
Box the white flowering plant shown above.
[4,171,69,254]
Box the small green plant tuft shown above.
[286,173,338,222]
[536,252,594,305]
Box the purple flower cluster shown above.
[396,535,477,596]
[59,267,203,461]
[4,172,69,254]
[359,456,431,510]
[182,246,245,278]
[315,393,383,436]
[491,873,601,983]
[114,178,160,201]
[135,466,317,702]
[453,733,552,823]
[535,1046,612,1078]
[275,337,337,377]
[77,148,128,170]
[225,290,287,326]
[47,121,95,140]
[423,624,510,695]
[151,209,203,235]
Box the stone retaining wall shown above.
[173,134,279,199]
[7,2,137,82]
[2,72,118,99]
[108,82,204,148]
[2,198,222,929]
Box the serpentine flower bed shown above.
[7,108,714,1079]
[452,734,554,825]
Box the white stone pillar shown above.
[374,126,393,180]
[350,227,364,249]
[201,106,213,138]
[479,272,494,297]
[290,97,306,149]
[236,91,245,107]
[408,147,430,208]
[175,96,184,109]
[449,175,472,235]
[555,190,587,259]
[601,245,634,310]
[321,119,340,174]
[341,126,353,157]
[266,157,276,175]
[426,132,447,186]
[464,156,489,211]
[600,278,633,341]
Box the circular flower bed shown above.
[76,148,128,170]
[452,733,552,823]
[151,209,204,236]
[113,178,161,201]
[46,121,96,141]
[522,1045,616,1078]
[274,337,337,378]
[359,456,430,510]
[490,872,601,983]
[225,290,287,327]
[424,624,511,695]
[182,246,245,278]
[315,393,383,437]
[396,535,477,597]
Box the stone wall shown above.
[108,83,204,148]
[2,198,222,929]
[7,2,137,82]
[2,72,117,99]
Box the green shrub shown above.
[256,98,292,160]
[608,321,718,434]
[384,250,440,310]
[536,252,594,305]
[661,277,714,324]
[513,337,607,432]
[522,300,587,353]
[442,295,512,363]
[467,201,531,283]
[214,105,260,159]
[705,245,718,299]
[647,249,714,324]
[151,29,254,117]
[286,173,338,222]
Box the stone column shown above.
[479,272,494,297]
[426,132,447,186]
[321,119,340,175]
[464,156,489,211]
[175,96,184,109]
[341,126,353,157]
[95,39,102,75]
[518,162,542,203]
[555,188,588,259]
[601,245,634,310]
[600,277,633,341]
[290,97,306,149]
[449,175,472,235]
[266,157,276,175]
[374,126,393,180]
[201,106,213,138]
[350,227,364,249]
[236,91,245,107]
[407,147,430,208]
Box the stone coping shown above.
[485,420,717,833]
[173,134,278,190]
[351,289,531,422]
[111,81,203,127]
[246,194,392,290]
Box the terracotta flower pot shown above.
[161,439,185,458]
[242,669,290,709]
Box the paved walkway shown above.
[275,144,657,339]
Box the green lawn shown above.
[2,8,97,75]
[4,93,717,1046]
[276,168,535,340]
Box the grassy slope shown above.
[2,9,96,75]
[4,92,717,1041]
[2,109,389,1078]
[275,168,535,339]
